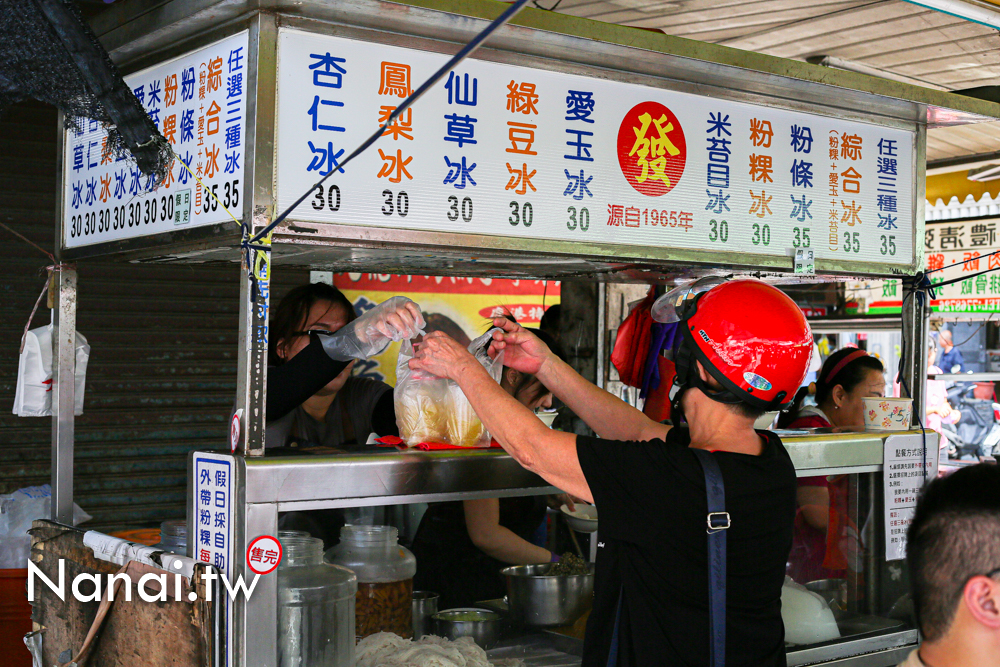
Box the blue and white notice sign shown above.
[194,452,234,666]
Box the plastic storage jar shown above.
[155,519,188,555]
[278,537,357,667]
[325,525,417,639]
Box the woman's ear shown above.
[276,339,288,361]
[506,368,521,387]
[831,384,847,409]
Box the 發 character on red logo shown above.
[617,101,687,197]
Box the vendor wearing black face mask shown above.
[266,283,412,450]
[409,279,813,667]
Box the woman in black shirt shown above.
[266,283,416,449]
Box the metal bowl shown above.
[433,608,503,649]
[502,563,595,627]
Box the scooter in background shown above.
[939,382,1000,459]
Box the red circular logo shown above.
[246,535,282,575]
[617,101,687,197]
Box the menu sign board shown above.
[62,32,248,248]
[275,29,915,268]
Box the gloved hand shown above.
[319,296,425,361]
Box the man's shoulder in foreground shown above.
[897,648,924,667]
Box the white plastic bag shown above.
[321,296,425,361]
[0,485,91,568]
[394,329,503,447]
[12,324,89,417]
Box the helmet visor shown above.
[651,277,727,324]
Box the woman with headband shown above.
[778,347,885,583]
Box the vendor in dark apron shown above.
[411,329,567,609]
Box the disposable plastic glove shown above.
[319,296,425,361]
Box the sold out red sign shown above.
[246,535,282,575]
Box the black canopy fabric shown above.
[0,0,172,180]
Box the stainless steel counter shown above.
[200,428,935,667]
[481,621,917,667]
[242,447,557,511]
[235,429,930,512]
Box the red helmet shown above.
[659,279,813,411]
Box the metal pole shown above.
[51,266,77,524]
[596,282,606,390]
[233,13,277,458]
[900,282,928,416]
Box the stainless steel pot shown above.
[501,563,595,627]
[433,608,503,649]
[412,591,439,639]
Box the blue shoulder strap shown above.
[605,589,623,667]
[691,448,729,667]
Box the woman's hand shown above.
[488,317,553,376]
[359,296,425,344]
[409,331,479,381]
[320,296,425,361]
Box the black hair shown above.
[907,463,1000,641]
[539,304,561,335]
[268,283,357,366]
[730,401,768,421]
[776,348,884,428]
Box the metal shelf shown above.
[929,373,1000,381]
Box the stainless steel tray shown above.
[488,634,582,667]
[786,614,918,667]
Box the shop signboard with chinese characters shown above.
[62,32,248,248]
[274,29,915,270]
[845,218,1000,315]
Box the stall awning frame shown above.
[58,0,1000,281]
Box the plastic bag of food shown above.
[0,484,91,568]
[394,329,503,447]
[395,379,447,444]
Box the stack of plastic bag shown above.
[0,485,91,568]
[13,324,90,417]
[394,329,503,448]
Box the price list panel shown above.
[275,29,915,268]
[62,32,248,249]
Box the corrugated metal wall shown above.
[0,101,307,531]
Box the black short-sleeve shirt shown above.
[576,427,797,667]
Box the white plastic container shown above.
[862,397,913,431]
[987,350,1000,373]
